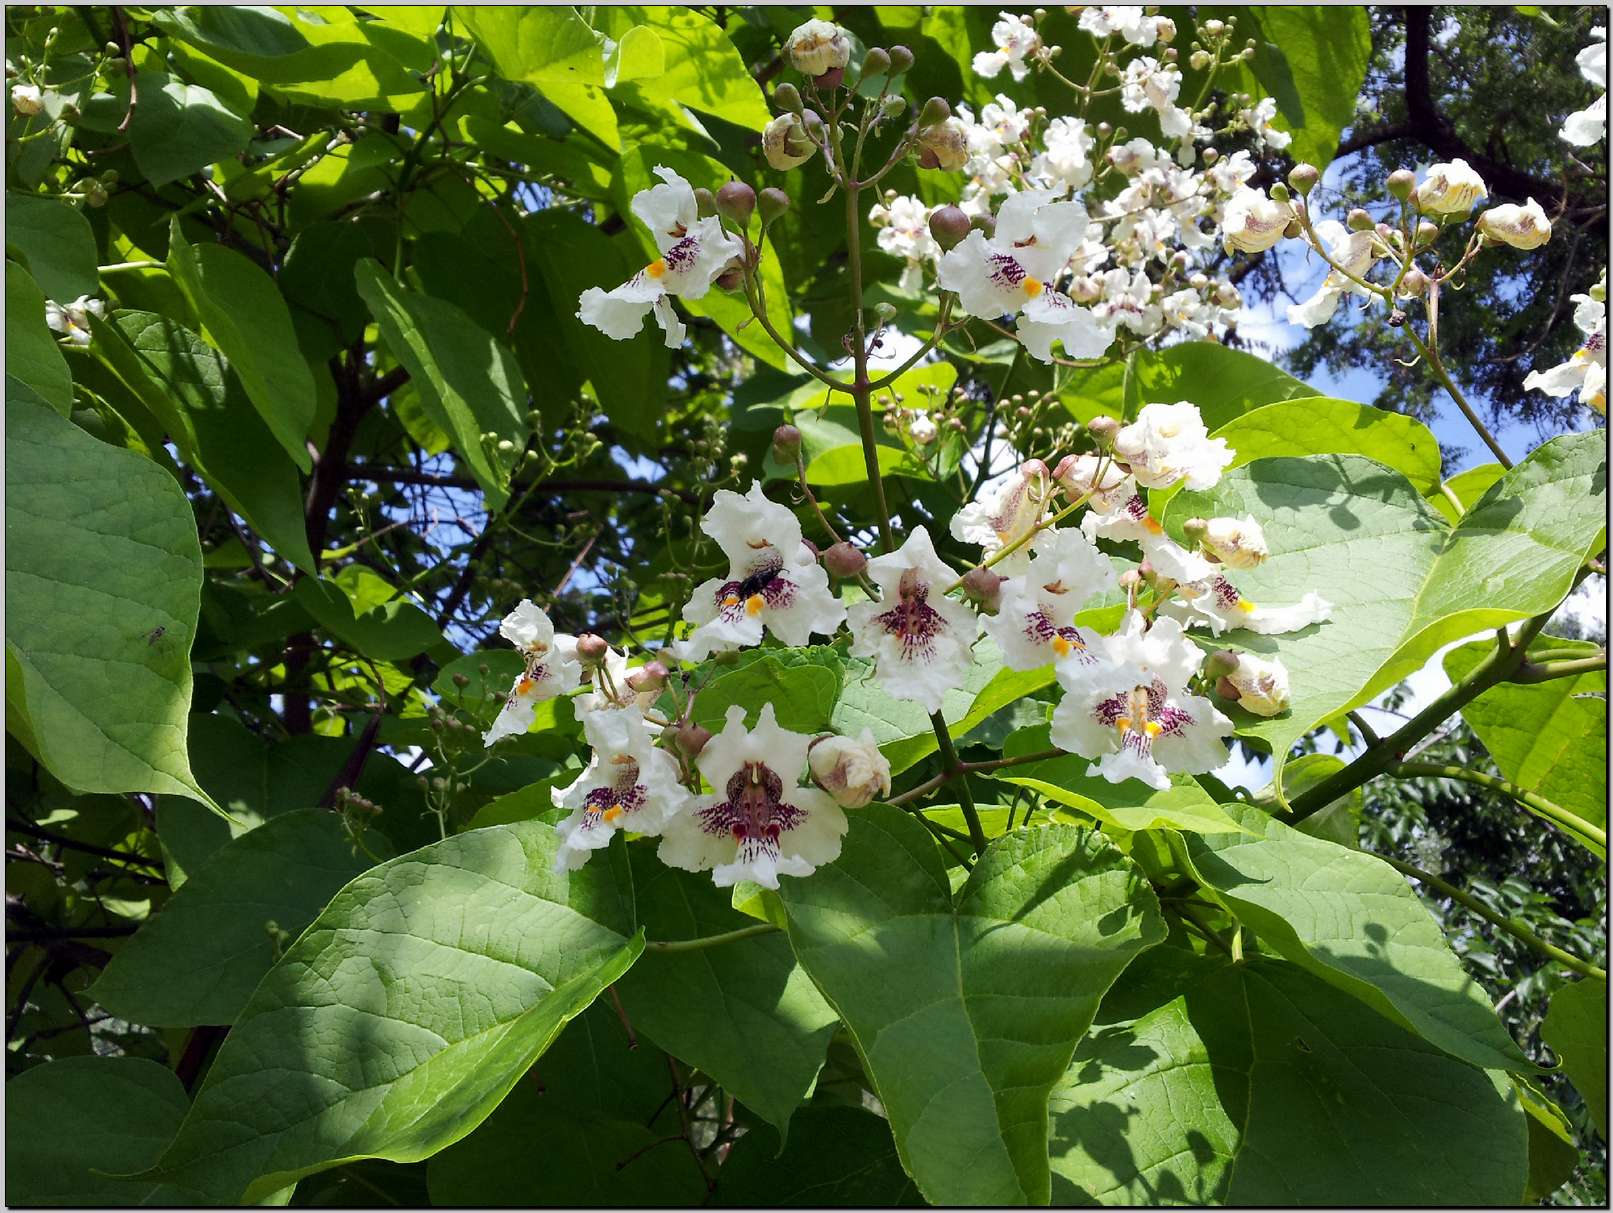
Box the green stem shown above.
[1393,761,1607,853]
[846,179,895,553]
[1513,652,1607,683]
[1288,613,1550,820]
[930,709,986,855]
[1401,323,1513,468]
[643,923,780,953]
[1373,850,1607,980]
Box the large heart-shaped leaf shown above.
[136,823,642,1204]
[5,260,72,413]
[1542,977,1608,1140]
[777,806,1166,1204]
[1182,803,1530,1072]
[5,398,213,807]
[1049,947,1527,1205]
[1210,396,1443,496]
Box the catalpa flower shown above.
[1078,6,1174,48]
[1053,452,1133,514]
[1162,573,1332,636]
[1081,491,1217,584]
[808,730,891,808]
[676,481,845,662]
[984,528,1116,671]
[1240,96,1291,152]
[1219,651,1291,718]
[950,459,1053,574]
[1221,187,1288,254]
[11,82,44,116]
[847,526,980,714]
[1413,159,1487,215]
[1560,28,1606,147]
[578,642,658,714]
[937,189,1111,363]
[1114,401,1233,491]
[658,703,847,888]
[1052,612,1232,790]
[870,194,940,292]
[973,11,1041,82]
[1524,285,1606,413]
[577,167,742,348]
[1477,199,1552,251]
[1031,117,1095,191]
[483,601,582,746]
[44,295,105,347]
[1288,219,1379,329]
[1119,57,1191,139]
[552,707,690,872]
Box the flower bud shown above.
[773,81,803,113]
[715,265,746,291]
[888,45,914,73]
[784,19,851,76]
[1287,163,1319,196]
[676,721,713,757]
[862,47,891,77]
[1346,207,1374,232]
[1219,652,1291,717]
[10,83,44,116]
[917,118,968,171]
[1203,19,1226,37]
[969,212,996,238]
[823,540,867,579]
[1477,198,1550,250]
[809,731,892,808]
[1415,219,1439,247]
[1399,266,1428,297]
[626,662,668,694]
[1189,48,1211,70]
[772,422,803,463]
[758,186,791,226]
[763,112,816,170]
[1412,158,1487,215]
[960,566,1004,614]
[909,413,938,444]
[576,633,609,664]
[1086,414,1120,448]
[1201,649,1240,681]
[1270,182,1291,204]
[919,95,951,127]
[692,187,717,217]
[1181,517,1209,544]
[1385,168,1416,202]
[716,180,756,225]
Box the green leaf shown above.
[5,259,72,413]
[1183,803,1531,1072]
[1430,461,1507,523]
[138,823,644,1204]
[425,1001,708,1205]
[5,399,213,807]
[454,6,617,146]
[128,70,252,187]
[292,573,442,662]
[1164,435,1608,789]
[1210,396,1443,496]
[5,194,99,301]
[167,219,316,472]
[691,646,844,735]
[91,809,393,1027]
[618,849,839,1137]
[92,310,316,572]
[1542,977,1608,1139]
[1245,7,1373,170]
[1283,751,1362,847]
[609,6,771,131]
[354,257,529,506]
[1514,1075,1581,1202]
[710,1107,922,1206]
[1122,342,1315,430]
[1049,947,1527,1204]
[3,1057,196,1206]
[1444,634,1607,836]
[777,807,1166,1204]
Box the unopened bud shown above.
[577,633,609,664]
[926,205,971,253]
[716,180,756,225]
[715,265,745,291]
[676,721,713,757]
[1202,649,1240,680]
[1386,169,1416,202]
[969,213,995,238]
[772,423,803,463]
[758,186,791,224]
[1182,517,1209,543]
[626,662,668,693]
[919,95,951,127]
[960,566,1004,614]
[862,47,891,77]
[1203,19,1226,37]
[1346,208,1373,232]
[1287,163,1319,196]
[1270,182,1291,204]
[1086,415,1120,448]
[1400,267,1427,296]
[814,65,845,90]
[452,672,471,688]
[888,45,914,73]
[773,81,803,113]
[823,540,867,579]
[1282,217,1303,239]
[1415,219,1439,247]
[1189,48,1211,70]
[693,187,717,217]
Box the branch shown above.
[643,923,781,953]
[1513,652,1606,683]
[1393,761,1607,853]
[5,819,163,871]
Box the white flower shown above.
[1524,283,1606,413]
[657,703,847,888]
[43,295,105,347]
[1197,515,1268,570]
[1081,490,1217,584]
[1221,187,1289,254]
[1221,652,1290,717]
[1413,158,1487,215]
[1287,219,1379,329]
[483,601,582,746]
[1091,267,1162,336]
[677,482,845,662]
[1159,287,1218,340]
[577,167,742,348]
[847,526,980,714]
[808,730,892,808]
[1114,401,1233,491]
[1079,6,1172,48]
[1016,288,1117,363]
[784,19,851,76]
[1561,29,1607,146]
[984,528,1117,670]
[1162,574,1333,636]
[1119,57,1190,138]
[1477,198,1552,250]
[1207,149,1257,195]
[763,113,816,170]
[1107,136,1159,176]
[973,12,1041,81]
[1031,117,1095,191]
[908,411,939,444]
[870,194,940,292]
[10,82,44,116]
[552,707,690,871]
[578,643,655,714]
[1240,96,1291,151]
[950,458,1053,574]
[1053,453,1133,514]
[1051,613,1233,790]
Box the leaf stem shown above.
[1512,652,1607,683]
[1392,761,1607,853]
[1371,850,1607,980]
[643,923,781,953]
[929,710,986,854]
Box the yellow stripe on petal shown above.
[1022,277,1043,297]
[745,594,766,616]
[1237,598,1257,613]
[645,258,668,279]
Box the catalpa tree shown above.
[4,5,1607,1207]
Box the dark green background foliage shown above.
[4,4,1606,1208]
